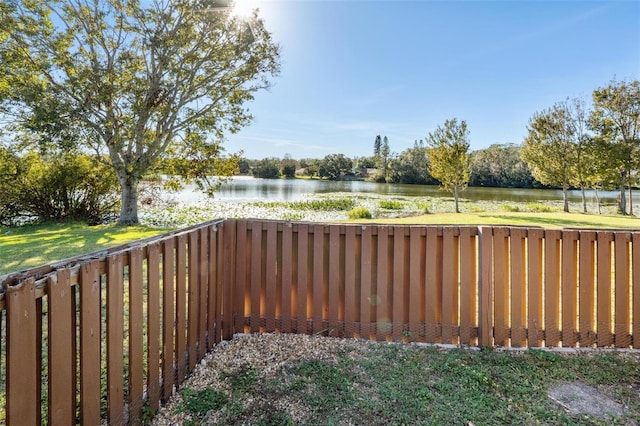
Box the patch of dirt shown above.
[547,381,625,420]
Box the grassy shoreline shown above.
[2,193,638,275]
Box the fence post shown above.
[477,227,493,347]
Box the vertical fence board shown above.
[199,227,210,356]
[235,221,247,334]
[459,227,476,345]
[361,227,373,339]
[344,226,356,338]
[6,278,38,426]
[216,225,225,343]
[187,232,200,372]
[223,220,237,340]
[107,254,125,424]
[392,228,405,341]
[376,227,389,341]
[562,231,578,347]
[297,224,309,334]
[265,222,278,332]
[162,238,175,401]
[313,225,325,334]
[80,261,102,424]
[633,233,640,349]
[329,226,340,335]
[128,248,144,423]
[250,224,262,333]
[597,233,613,347]
[208,226,220,348]
[544,230,561,347]
[176,235,188,383]
[48,270,75,426]
[478,227,493,347]
[527,229,544,347]
[509,229,526,347]
[281,224,293,333]
[614,233,631,347]
[425,227,441,343]
[147,243,161,412]
[493,228,509,346]
[579,232,596,347]
[409,227,422,342]
[442,227,458,344]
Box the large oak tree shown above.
[0,0,280,224]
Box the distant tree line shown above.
[244,78,639,215]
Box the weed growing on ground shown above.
[347,206,372,219]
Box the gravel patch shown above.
[152,333,374,425]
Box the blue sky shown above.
[225,0,640,160]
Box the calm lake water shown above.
[178,176,631,205]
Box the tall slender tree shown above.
[427,119,471,213]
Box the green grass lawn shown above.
[0,222,167,275]
[1,211,638,276]
[352,211,640,229]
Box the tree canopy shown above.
[0,0,281,224]
[427,119,471,213]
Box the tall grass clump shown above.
[347,206,372,219]
[525,203,554,212]
[378,200,404,210]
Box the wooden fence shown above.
[0,219,639,424]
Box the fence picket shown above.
[544,230,561,346]
[442,227,458,344]
[313,224,324,334]
[107,254,125,424]
[6,278,38,426]
[147,243,161,412]
[80,261,102,423]
[128,248,144,423]
[162,238,176,401]
[360,226,373,339]
[459,227,476,345]
[579,231,596,347]
[510,228,526,347]
[344,226,357,338]
[527,229,543,347]
[614,233,631,347]
[266,222,278,332]
[281,224,293,333]
[493,228,509,346]
[597,233,613,346]
[297,224,309,334]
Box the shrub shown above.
[414,201,430,214]
[347,206,372,219]
[0,150,120,225]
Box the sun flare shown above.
[230,0,261,19]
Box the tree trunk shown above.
[562,186,569,213]
[629,182,634,216]
[580,186,587,213]
[118,178,140,225]
[454,187,460,213]
[595,188,601,215]
[618,182,627,215]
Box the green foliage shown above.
[427,118,471,213]
[1,0,281,224]
[590,78,640,215]
[223,364,258,394]
[280,154,297,178]
[347,206,372,219]
[0,149,119,225]
[525,203,553,212]
[378,200,403,210]
[501,204,520,212]
[318,153,353,180]
[178,388,228,418]
[252,158,281,178]
[389,140,438,185]
[470,143,536,188]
